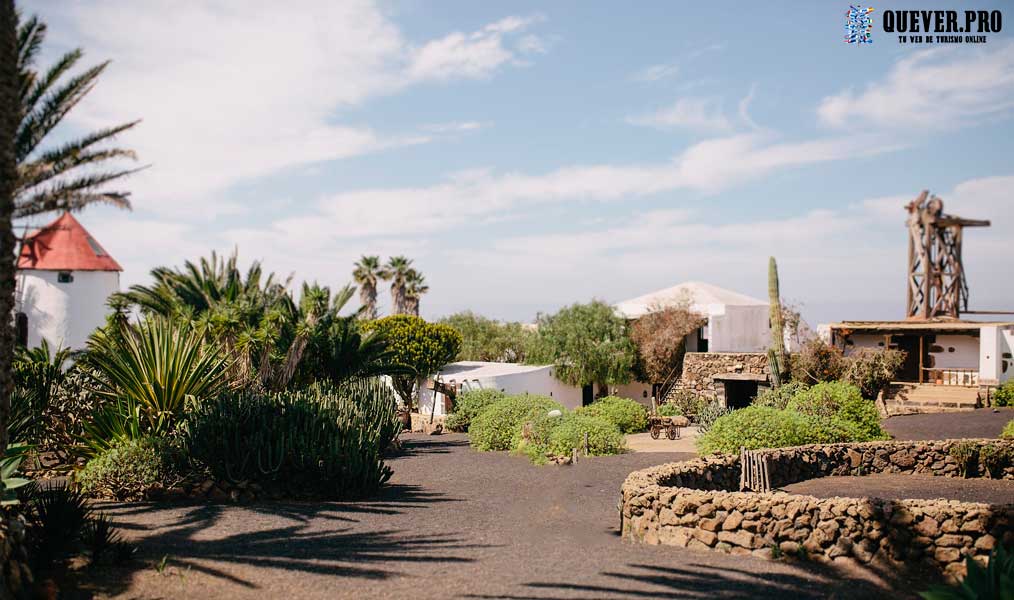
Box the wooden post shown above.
[918,335,924,384]
[583,432,589,456]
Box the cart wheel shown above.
[666,425,679,440]
[650,426,660,440]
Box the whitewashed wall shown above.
[707,304,769,352]
[981,326,1014,385]
[16,270,118,350]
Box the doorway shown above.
[581,385,594,407]
[723,380,759,409]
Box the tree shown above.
[381,256,412,315]
[629,304,707,384]
[0,0,18,452]
[528,300,636,396]
[403,269,428,317]
[362,315,461,409]
[352,255,382,320]
[115,251,364,391]
[14,12,140,218]
[440,311,537,363]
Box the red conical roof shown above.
[17,212,122,272]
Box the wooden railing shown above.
[921,367,978,387]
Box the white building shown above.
[613,281,770,353]
[418,361,653,416]
[829,320,1014,388]
[15,212,122,350]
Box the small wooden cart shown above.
[648,415,689,440]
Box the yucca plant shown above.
[77,396,144,458]
[84,317,230,437]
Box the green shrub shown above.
[979,444,1011,479]
[1003,419,1014,440]
[697,406,814,454]
[994,382,1014,407]
[445,389,506,432]
[545,413,625,457]
[950,441,980,478]
[576,396,648,433]
[789,339,846,385]
[753,381,809,410]
[182,379,401,498]
[786,381,886,441]
[657,402,683,417]
[469,394,562,452]
[77,437,183,501]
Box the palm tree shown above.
[14,13,140,218]
[1,0,19,452]
[352,255,382,320]
[381,256,412,315]
[403,269,428,317]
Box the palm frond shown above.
[16,60,108,162]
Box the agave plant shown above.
[84,317,230,436]
[0,443,34,506]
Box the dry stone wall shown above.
[0,512,31,599]
[620,440,1014,580]
[677,352,769,405]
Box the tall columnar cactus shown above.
[768,257,787,387]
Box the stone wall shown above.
[620,440,1014,580]
[676,352,769,405]
[0,511,31,598]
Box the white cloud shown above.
[818,42,1014,130]
[44,1,545,216]
[626,97,733,133]
[407,15,543,81]
[630,63,679,83]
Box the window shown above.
[15,313,27,347]
[57,271,73,283]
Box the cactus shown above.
[767,348,782,389]
[768,257,787,387]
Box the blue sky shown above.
[29,0,1014,327]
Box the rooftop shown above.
[614,281,767,319]
[829,319,1014,333]
[437,361,551,380]
[17,212,122,272]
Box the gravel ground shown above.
[783,473,1014,504]
[68,435,901,600]
[884,408,1013,440]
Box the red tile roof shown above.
[17,212,122,272]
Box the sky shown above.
[26,0,1014,328]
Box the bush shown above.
[657,402,683,417]
[842,348,906,400]
[786,381,886,441]
[77,437,183,501]
[979,444,1011,479]
[753,381,809,410]
[697,406,815,454]
[545,413,625,457]
[950,441,980,478]
[362,315,462,408]
[665,388,709,418]
[1003,419,1014,440]
[994,382,1014,407]
[469,394,562,452]
[576,396,648,433]
[790,339,845,385]
[444,389,506,432]
[182,379,401,498]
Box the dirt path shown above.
[884,408,1013,440]
[73,435,897,599]
[783,473,1014,504]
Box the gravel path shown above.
[71,435,900,599]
